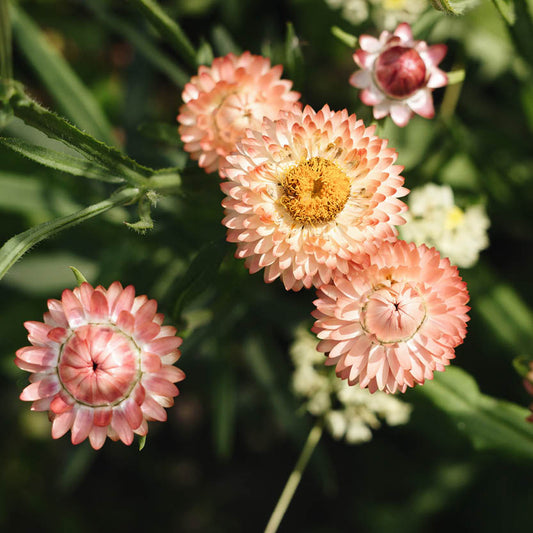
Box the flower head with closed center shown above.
[178,52,301,174]
[221,104,408,291]
[312,240,470,393]
[15,282,185,449]
[350,22,448,127]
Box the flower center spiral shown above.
[361,283,426,344]
[58,324,140,406]
[375,46,427,99]
[280,157,351,225]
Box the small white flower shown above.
[401,183,490,268]
[290,325,412,444]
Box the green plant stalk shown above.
[8,90,152,186]
[128,0,198,69]
[0,187,141,281]
[264,420,323,533]
[0,0,12,81]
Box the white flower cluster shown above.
[324,0,427,30]
[400,183,490,268]
[290,326,412,444]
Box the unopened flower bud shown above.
[375,46,427,98]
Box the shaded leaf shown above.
[415,366,533,460]
[0,136,123,182]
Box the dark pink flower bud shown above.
[374,46,427,99]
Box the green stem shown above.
[0,0,12,81]
[0,187,141,281]
[9,90,152,186]
[264,420,323,533]
[128,0,198,70]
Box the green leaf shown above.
[128,0,198,70]
[211,25,242,56]
[85,2,189,86]
[8,90,152,186]
[69,265,89,286]
[284,22,304,89]
[138,435,147,451]
[10,4,116,146]
[196,39,214,66]
[0,0,12,80]
[331,26,357,49]
[415,366,533,460]
[0,187,140,281]
[0,137,123,183]
[491,0,516,25]
[212,362,236,459]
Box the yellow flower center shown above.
[445,205,464,230]
[383,0,407,9]
[280,157,351,225]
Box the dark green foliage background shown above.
[1,0,533,531]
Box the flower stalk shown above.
[264,420,323,533]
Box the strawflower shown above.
[291,325,412,444]
[15,282,185,449]
[221,104,407,291]
[400,183,490,268]
[350,22,448,127]
[178,51,301,174]
[312,240,470,393]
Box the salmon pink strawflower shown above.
[349,22,448,127]
[221,104,408,291]
[15,282,185,449]
[178,51,301,174]
[312,240,470,393]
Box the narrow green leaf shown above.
[196,39,214,66]
[69,266,89,286]
[331,26,357,49]
[0,137,123,183]
[85,2,189,86]
[415,366,533,460]
[10,4,116,145]
[491,0,516,25]
[211,25,242,56]
[212,362,236,459]
[138,435,147,451]
[284,22,304,89]
[0,0,12,80]
[128,0,198,70]
[0,187,140,281]
[8,90,152,186]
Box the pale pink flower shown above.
[178,51,301,174]
[349,22,448,127]
[312,240,470,393]
[220,104,408,291]
[15,282,185,449]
